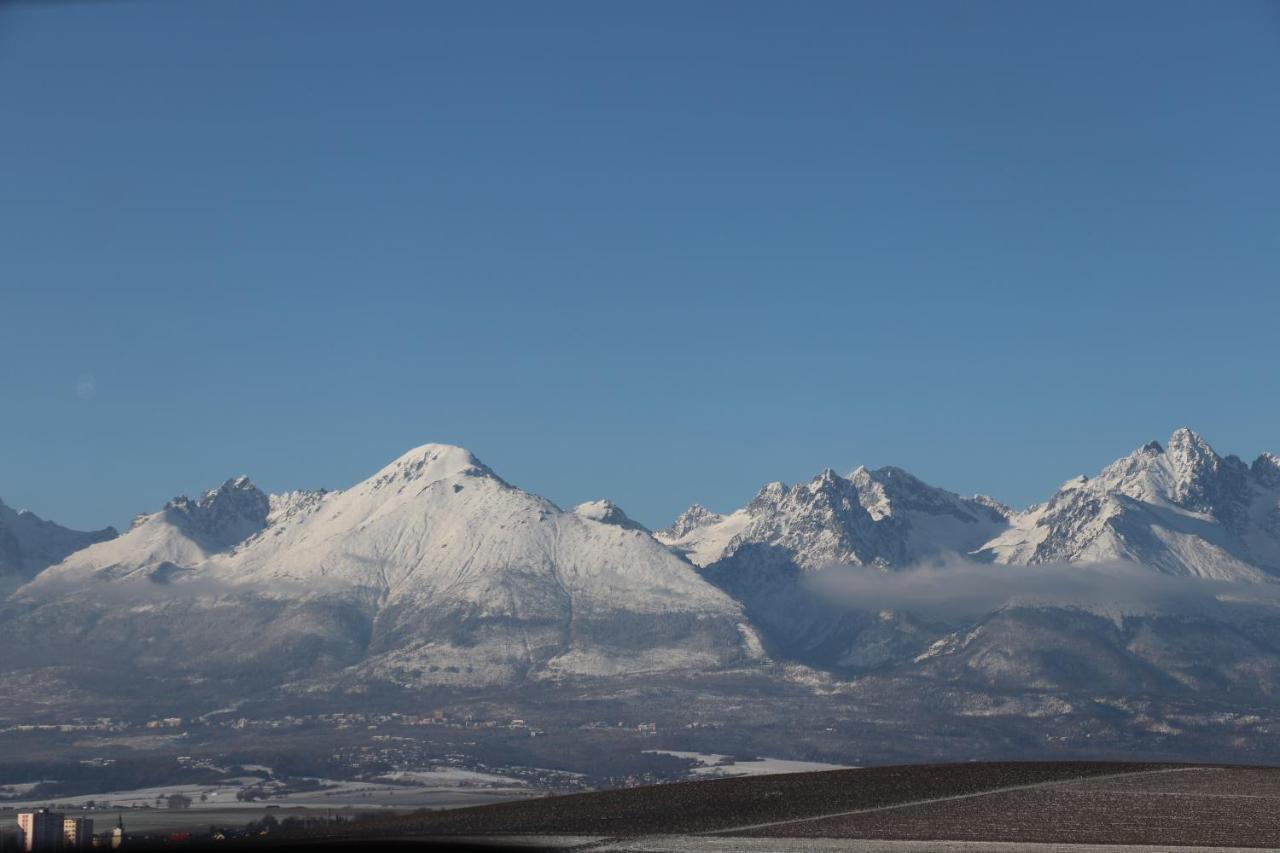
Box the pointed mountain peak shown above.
[165,475,266,512]
[573,499,648,532]
[1164,428,1222,501]
[1140,440,1164,455]
[1168,427,1217,460]
[812,468,843,486]
[208,475,258,498]
[748,481,788,513]
[660,504,724,540]
[1253,452,1280,488]
[163,476,270,545]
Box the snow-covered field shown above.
[645,750,850,778]
[0,768,532,812]
[374,768,528,787]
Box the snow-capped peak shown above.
[660,504,724,540]
[366,443,495,491]
[572,500,648,532]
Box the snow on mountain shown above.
[657,432,1280,674]
[660,465,1010,571]
[572,499,649,532]
[978,428,1280,580]
[8,428,1280,722]
[26,475,273,590]
[657,465,1012,667]
[657,505,751,567]
[7,444,761,686]
[0,499,116,595]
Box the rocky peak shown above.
[1253,453,1280,489]
[659,504,724,540]
[1165,428,1224,509]
[747,481,787,515]
[267,489,332,527]
[665,502,727,535]
[165,476,269,545]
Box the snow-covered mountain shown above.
[655,465,1012,665]
[656,429,1280,670]
[0,498,116,595]
[27,476,272,590]
[7,427,1280,742]
[658,466,1011,570]
[981,428,1280,580]
[6,445,761,687]
[656,428,1280,584]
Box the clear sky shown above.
[2,0,1279,532]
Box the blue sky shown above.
[2,0,1279,531]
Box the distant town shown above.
[0,705,758,849]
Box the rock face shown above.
[5,445,761,688]
[0,499,116,595]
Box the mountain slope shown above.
[27,475,271,592]
[0,499,116,595]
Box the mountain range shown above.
[4,428,1280,757]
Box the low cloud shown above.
[808,557,1280,622]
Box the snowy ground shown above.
[644,751,850,778]
[0,769,538,837]
[374,768,529,786]
[0,768,532,812]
